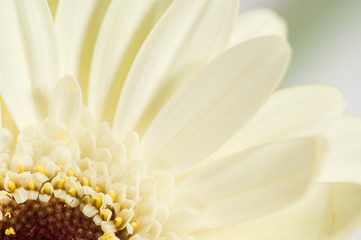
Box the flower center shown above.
[0,117,174,239]
[0,197,104,239]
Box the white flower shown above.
[0,1,357,240]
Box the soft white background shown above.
[239,0,361,239]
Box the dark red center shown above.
[0,197,104,240]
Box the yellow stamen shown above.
[43,184,52,195]
[4,212,11,218]
[114,217,123,228]
[57,178,66,189]
[93,195,102,209]
[34,165,46,175]
[101,209,109,221]
[59,133,67,141]
[17,161,24,173]
[68,187,77,197]
[5,227,15,235]
[66,86,75,91]
[8,180,16,192]
[67,169,74,177]
[109,189,116,202]
[131,221,138,232]
[95,186,102,193]
[28,180,36,191]
[101,231,113,240]
[82,197,89,204]
[81,177,89,186]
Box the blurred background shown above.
[239,0,361,117]
[239,1,361,239]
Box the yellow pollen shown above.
[8,180,16,192]
[68,187,77,197]
[100,204,109,221]
[17,161,24,173]
[114,217,123,228]
[5,212,11,218]
[93,195,102,209]
[43,184,52,195]
[81,177,89,186]
[5,227,15,235]
[101,231,113,240]
[59,133,67,141]
[57,178,66,189]
[82,197,89,204]
[67,169,74,177]
[66,86,75,91]
[131,221,138,232]
[28,180,36,191]
[95,186,102,193]
[34,165,46,175]
[109,189,116,202]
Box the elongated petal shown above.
[55,0,110,102]
[0,97,18,135]
[318,116,361,184]
[113,0,239,139]
[138,36,290,174]
[230,8,287,48]
[88,0,172,124]
[211,85,344,160]
[49,75,82,130]
[192,183,361,240]
[0,0,59,129]
[175,137,318,228]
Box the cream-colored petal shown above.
[138,36,290,174]
[49,75,82,131]
[0,97,18,135]
[55,0,110,102]
[113,0,239,140]
[211,85,344,160]
[318,116,361,184]
[230,8,287,48]
[0,0,59,129]
[175,137,318,229]
[192,183,361,240]
[88,0,172,124]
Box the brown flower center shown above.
[0,197,107,240]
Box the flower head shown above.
[0,1,357,240]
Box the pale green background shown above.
[240,0,361,117]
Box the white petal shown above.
[138,36,290,174]
[175,137,318,228]
[49,75,82,130]
[192,183,361,240]
[230,8,287,48]
[211,85,345,160]
[318,116,361,184]
[0,0,59,129]
[0,97,18,135]
[113,0,239,140]
[55,0,110,101]
[89,0,172,124]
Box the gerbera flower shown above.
[0,1,357,239]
